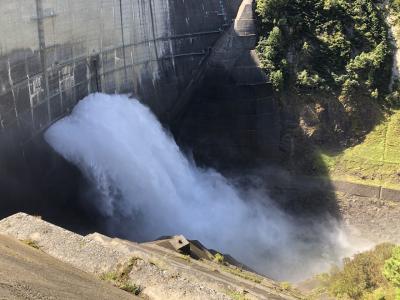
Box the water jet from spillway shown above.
[45,93,358,281]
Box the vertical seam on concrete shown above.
[35,0,51,122]
[165,0,176,71]
[119,0,128,82]
[7,60,20,129]
[219,0,228,24]
[148,0,160,61]
[94,58,100,92]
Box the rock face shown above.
[0,213,303,300]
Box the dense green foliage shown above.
[384,247,400,289]
[255,0,393,105]
[317,244,400,300]
[391,0,400,18]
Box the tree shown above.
[296,70,324,89]
[270,70,284,91]
[255,0,288,23]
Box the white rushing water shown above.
[45,93,357,281]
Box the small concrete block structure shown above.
[169,235,191,254]
[333,180,381,198]
[381,188,400,202]
[152,235,191,255]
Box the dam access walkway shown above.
[0,213,302,300]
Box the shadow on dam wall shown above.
[173,0,340,220]
[174,71,340,219]
[0,135,102,232]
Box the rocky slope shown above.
[0,213,303,300]
[0,234,137,300]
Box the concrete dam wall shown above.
[0,0,241,149]
[0,0,281,225]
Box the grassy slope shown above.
[255,0,400,189]
[318,110,400,189]
[315,3,400,190]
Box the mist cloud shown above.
[45,93,359,281]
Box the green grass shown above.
[100,271,119,282]
[280,281,292,291]
[214,253,225,264]
[99,257,142,296]
[221,266,262,284]
[120,283,142,296]
[227,290,247,300]
[21,239,40,250]
[317,110,400,189]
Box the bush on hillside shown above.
[384,247,400,288]
[322,243,395,300]
[256,26,286,90]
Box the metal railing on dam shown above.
[0,0,241,149]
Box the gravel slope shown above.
[0,234,137,300]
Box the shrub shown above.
[100,271,119,282]
[120,283,142,296]
[214,253,225,264]
[324,243,395,299]
[296,70,324,89]
[255,0,289,24]
[256,26,286,91]
[256,26,282,67]
[384,247,400,288]
[100,257,142,296]
[270,70,284,91]
[22,239,40,250]
[280,281,292,291]
[227,290,247,300]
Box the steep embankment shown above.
[0,213,303,300]
[315,1,400,190]
[319,109,400,189]
[0,234,136,300]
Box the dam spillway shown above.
[0,0,281,233]
[0,0,239,215]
